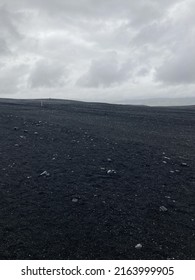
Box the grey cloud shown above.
[133,21,173,47]
[6,0,180,24]
[132,1,195,49]
[0,4,25,60]
[0,0,195,101]
[82,20,133,51]
[0,38,11,55]
[0,64,29,94]
[29,59,68,88]
[136,67,150,77]
[0,5,22,40]
[156,42,195,84]
[77,52,131,88]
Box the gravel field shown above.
[0,99,195,259]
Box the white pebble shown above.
[135,243,142,249]
[72,198,78,203]
[40,171,50,176]
[159,206,168,212]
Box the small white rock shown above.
[107,169,116,174]
[72,198,78,203]
[40,171,50,176]
[159,206,168,212]
[164,156,170,160]
[135,243,142,249]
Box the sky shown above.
[0,0,195,103]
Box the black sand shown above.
[0,99,195,259]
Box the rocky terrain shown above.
[0,99,194,259]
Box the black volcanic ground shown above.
[0,99,195,260]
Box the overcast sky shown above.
[0,0,195,103]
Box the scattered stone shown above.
[135,243,142,249]
[164,156,170,160]
[24,130,28,133]
[34,132,38,135]
[40,171,50,176]
[107,169,116,174]
[159,206,168,212]
[14,144,19,147]
[14,127,19,130]
[72,198,78,203]
[20,135,25,139]
[8,163,15,168]
[181,162,188,167]
[162,161,167,164]
[170,170,175,173]
[107,158,112,162]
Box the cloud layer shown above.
[0,0,195,102]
